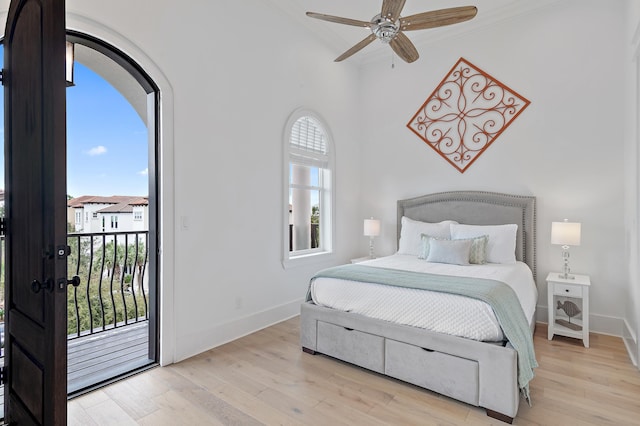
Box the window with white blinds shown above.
[289,117,329,168]
[283,110,334,266]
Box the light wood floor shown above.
[68,318,640,425]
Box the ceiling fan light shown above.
[371,14,399,43]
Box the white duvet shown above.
[310,254,538,342]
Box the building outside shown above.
[67,195,148,233]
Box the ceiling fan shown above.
[306,0,477,63]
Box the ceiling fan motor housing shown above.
[371,14,399,43]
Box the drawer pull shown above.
[421,347,435,352]
[565,289,569,293]
[343,327,354,331]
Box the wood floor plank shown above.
[83,398,139,426]
[138,390,225,426]
[68,318,640,425]
[213,382,304,425]
[102,379,160,421]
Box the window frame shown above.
[282,108,335,268]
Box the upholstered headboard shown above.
[397,191,537,280]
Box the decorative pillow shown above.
[450,224,518,264]
[398,216,458,257]
[420,234,488,264]
[468,235,489,264]
[426,238,472,265]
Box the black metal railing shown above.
[66,231,149,339]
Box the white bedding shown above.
[310,254,538,342]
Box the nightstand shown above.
[351,256,374,264]
[546,272,590,347]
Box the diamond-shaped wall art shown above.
[407,58,530,173]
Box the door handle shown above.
[67,276,81,287]
[54,276,81,290]
[31,278,53,293]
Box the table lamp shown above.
[364,218,381,259]
[551,219,581,279]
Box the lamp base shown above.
[560,246,574,280]
[558,273,575,280]
[369,237,375,259]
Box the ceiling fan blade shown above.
[335,34,377,62]
[389,32,419,63]
[400,6,478,31]
[306,12,371,28]
[381,0,406,22]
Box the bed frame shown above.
[300,191,536,423]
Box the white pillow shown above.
[426,238,472,265]
[420,234,488,264]
[450,223,518,264]
[398,216,458,256]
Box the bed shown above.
[300,191,537,424]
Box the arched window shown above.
[283,109,334,266]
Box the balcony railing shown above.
[66,231,149,339]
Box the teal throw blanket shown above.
[308,264,538,399]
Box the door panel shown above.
[10,0,45,325]
[4,0,68,424]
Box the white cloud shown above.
[138,168,149,176]
[87,145,107,156]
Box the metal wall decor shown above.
[407,58,530,173]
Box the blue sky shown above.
[0,45,149,197]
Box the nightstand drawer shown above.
[554,283,582,297]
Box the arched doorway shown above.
[64,31,160,396]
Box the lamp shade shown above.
[363,218,381,237]
[551,221,581,246]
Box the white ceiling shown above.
[270,0,561,64]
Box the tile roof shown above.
[97,202,134,213]
[68,195,148,209]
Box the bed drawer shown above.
[385,339,479,405]
[316,321,385,373]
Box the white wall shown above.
[63,0,362,362]
[358,0,628,336]
[625,0,640,367]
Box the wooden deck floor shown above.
[68,321,154,394]
[0,321,153,419]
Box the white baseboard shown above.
[536,305,624,337]
[174,298,302,363]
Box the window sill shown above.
[282,251,334,269]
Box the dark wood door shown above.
[3,0,68,424]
